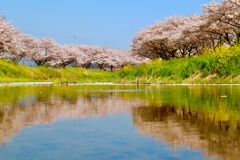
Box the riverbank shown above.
[1,82,240,87]
[0,59,116,83]
[117,45,240,84]
[0,45,240,84]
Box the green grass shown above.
[0,59,116,83]
[116,44,240,84]
[1,44,240,84]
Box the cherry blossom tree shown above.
[0,16,22,61]
[71,46,90,68]
[30,38,59,66]
[1,0,239,69]
[92,48,149,71]
[7,33,41,63]
[0,16,11,53]
[88,46,108,70]
[49,44,78,68]
[0,16,148,69]
[131,15,193,60]
[73,45,107,69]
[93,48,126,71]
[173,14,210,57]
[202,0,240,45]
[70,45,147,71]
[132,0,240,60]
[59,45,78,68]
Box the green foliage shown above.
[116,44,240,84]
[199,45,240,77]
[0,59,115,83]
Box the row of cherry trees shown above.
[0,17,147,70]
[132,0,240,60]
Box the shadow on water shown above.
[0,85,240,159]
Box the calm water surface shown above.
[0,84,240,160]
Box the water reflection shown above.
[133,104,240,160]
[0,85,240,160]
[0,85,147,145]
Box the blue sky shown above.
[0,0,219,50]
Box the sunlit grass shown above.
[0,59,116,83]
[116,44,240,84]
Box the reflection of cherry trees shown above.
[133,105,240,160]
[132,0,240,60]
[0,16,148,69]
[0,91,146,145]
[1,87,240,160]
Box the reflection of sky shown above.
[0,114,211,160]
[18,95,36,107]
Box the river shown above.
[0,84,239,160]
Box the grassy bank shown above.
[1,44,240,84]
[0,59,116,83]
[117,44,240,84]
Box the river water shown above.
[0,84,239,160]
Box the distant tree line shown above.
[0,17,147,70]
[131,0,240,60]
[1,0,238,68]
